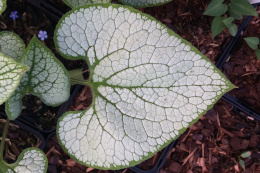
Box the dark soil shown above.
[0,0,260,173]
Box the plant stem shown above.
[70,78,90,86]
[0,119,10,161]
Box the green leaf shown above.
[228,7,242,20]
[203,0,228,16]
[222,17,234,28]
[241,151,252,158]
[228,9,242,20]
[118,0,172,8]
[229,0,258,17]
[256,49,260,60]
[0,0,7,15]
[63,0,111,8]
[54,4,234,170]
[228,24,238,36]
[244,37,260,50]
[239,160,245,170]
[0,31,26,61]
[0,148,48,173]
[5,36,70,120]
[0,53,28,105]
[211,16,226,37]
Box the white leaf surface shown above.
[55,5,234,169]
[0,53,28,105]
[0,0,6,14]
[119,0,172,7]
[5,36,70,120]
[1,148,48,173]
[64,0,111,8]
[0,31,26,61]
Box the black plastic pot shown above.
[3,0,260,172]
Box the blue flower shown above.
[38,30,48,41]
[10,11,18,20]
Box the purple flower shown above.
[38,30,48,41]
[10,11,18,20]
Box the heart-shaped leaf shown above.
[0,0,6,15]
[54,4,234,169]
[211,16,226,38]
[5,36,70,120]
[204,0,228,16]
[0,148,47,173]
[0,31,26,61]
[0,53,28,105]
[118,0,172,8]
[64,0,111,8]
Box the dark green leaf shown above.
[211,16,226,37]
[256,49,260,60]
[244,37,260,50]
[228,24,238,36]
[229,0,258,17]
[239,160,245,170]
[228,7,243,19]
[223,17,234,28]
[204,0,228,16]
[241,151,252,158]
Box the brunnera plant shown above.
[0,148,48,173]
[0,31,70,172]
[5,36,71,120]
[0,31,28,105]
[54,4,234,170]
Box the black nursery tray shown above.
[2,0,260,172]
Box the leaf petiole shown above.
[0,118,10,161]
[70,78,90,86]
[69,68,91,86]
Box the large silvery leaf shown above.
[5,36,70,120]
[64,0,111,8]
[0,53,28,105]
[54,5,234,169]
[0,31,26,61]
[0,148,47,173]
[0,0,6,15]
[118,0,172,8]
